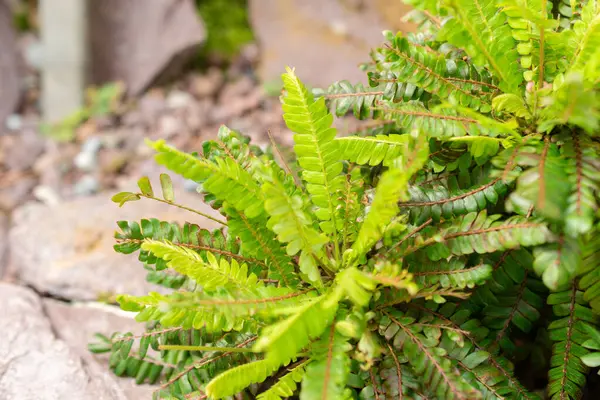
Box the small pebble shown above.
[5,114,23,131]
[74,152,97,172]
[73,175,100,196]
[183,179,199,192]
[33,185,62,206]
[81,136,103,154]
[166,90,194,109]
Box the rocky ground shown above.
[0,61,292,399]
[0,1,416,398]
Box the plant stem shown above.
[158,345,258,353]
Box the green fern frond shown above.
[148,139,265,218]
[261,166,329,287]
[226,206,300,288]
[337,134,411,167]
[578,233,600,313]
[300,326,351,400]
[257,362,307,400]
[547,284,597,400]
[568,1,600,83]
[350,134,429,261]
[206,359,279,399]
[381,32,493,110]
[395,210,554,260]
[378,101,507,139]
[560,133,600,236]
[504,138,572,220]
[141,240,261,292]
[408,257,492,289]
[538,72,600,134]
[440,0,523,93]
[115,219,252,289]
[469,248,547,355]
[533,236,580,291]
[381,309,477,400]
[282,67,345,252]
[402,177,508,224]
[254,292,340,367]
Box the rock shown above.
[190,68,224,98]
[158,114,184,138]
[73,175,100,196]
[32,185,62,206]
[219,75,255,102]
[0,131,46,171]
[0,176,37,211]
[0,1,23,125]
[0,213,7,277]
[165,90,194,110]
[212,87,264,123]
[0,283,126,400]
[137,90,166,124]
[249,0,415,88]
[5,114,22,131]
[9,191,223,301]
[43,300,157,399]
[74,152,98,172]
[89,0,206,95]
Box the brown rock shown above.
[249,0,415,88]
[0,175,37,211]
[0,283,127,400]
[89,0,206,94]
[190,68,224,98]
[0,130,46,171]
[9,191,224,301]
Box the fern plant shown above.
[92,0,600,398]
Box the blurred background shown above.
[0,2,414,397]
[0,0,415,212]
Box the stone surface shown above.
[0,213,7,278]
[0,283,126,400]
[0,176,37,212]
[40,0,86,122]
[44,299,156,399]
[0,1,23,125]
[89,0,206,94]
[249,0,415,88]
[9,191,223,300]
[0,130,47,171]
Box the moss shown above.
[196,0,254,62]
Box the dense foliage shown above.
[91,0,600,398]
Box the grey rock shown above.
[0,283,126,400]
[75,137,104,171]
[73,175,100,196]
[0,1,23,125]
[249,0,415,88]
[10,191,223,301]
[89,0,206,95]
[5,114,22,131]
[44,300,157,399]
